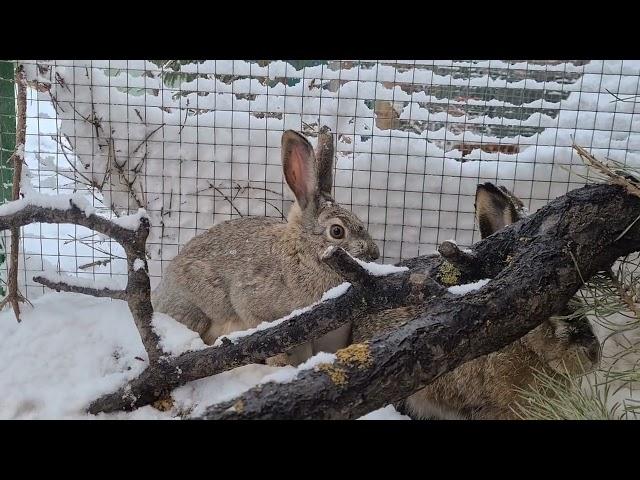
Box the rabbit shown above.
[352,182,601,420]
[152,129,380,366]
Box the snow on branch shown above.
[0,192,163,363]
[88,245,431,414]
[32,271,128,300]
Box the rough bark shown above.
[123,217,163,363]
[197,183,640,419]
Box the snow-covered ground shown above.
[0,291,406,419]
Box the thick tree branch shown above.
[197,183,640,419]
[0,201,144,247]
[87,242,443,414]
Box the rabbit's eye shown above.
[330,224,345,239]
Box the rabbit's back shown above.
[402,340,544,419]
[153,216,342,343]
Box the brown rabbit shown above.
[353,183,601,419]
[152,129,379,365]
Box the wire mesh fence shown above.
[1,59,639,301]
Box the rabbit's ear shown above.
[282,130,318,211]
[315,127,334,196]
[475,183,523,239]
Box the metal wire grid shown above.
[1,60,638,300]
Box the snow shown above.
[0,191,95,218]
[324,246,409,276]
[213,282,351,346]
[170,364,285,418]
[112,209,149,230]
[0,292,154,419]
[320,281,351,300]
[259,352,337,385]
[151,313,207,356]
[355,258,409,276]
[0,292,293,419]
[447,278,491,295]
[133,259,146,271]
[358,405,411,420]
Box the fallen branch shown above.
[88,182,640,416]
[87,245,442,414]
[198,183,640,419]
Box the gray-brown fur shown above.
[475,182,527,239]
[152,129,379,365]
[353,182,601,420]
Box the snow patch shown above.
[112,208,149,230]
[260,352,337,385]
[448,278,491,295]
[151,313,207,356]
[0,192,95,218]
[354,258,409,276]
[358,405,412,420]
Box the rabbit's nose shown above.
[370,244,380,260]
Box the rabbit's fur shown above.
[152,130,379,365]
[353,183,601,419]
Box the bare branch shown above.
[83,183,640,416]
[0,201,141,246]
[88,247,437,414]
[573,143,640,198]
[78,258,112,270]
[33,274,128,300]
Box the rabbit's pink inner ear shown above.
[284,143,314,210]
